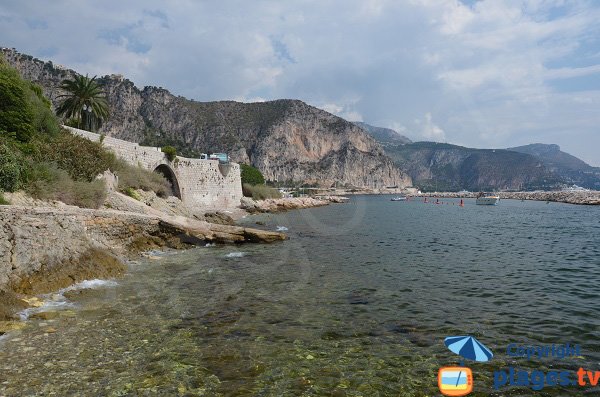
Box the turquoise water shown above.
[1,196,599,396]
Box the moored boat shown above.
[476,192,499,205]
[390,196,407,201]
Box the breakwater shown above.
[417,190,600,205]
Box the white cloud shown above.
[0,0,599,165]
[416,112,446,141]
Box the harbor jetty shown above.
[417,190,600,205]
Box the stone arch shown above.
[154,164,182,199]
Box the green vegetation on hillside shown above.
[0,58,170,208]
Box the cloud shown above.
[416,113,446,141]
[0,0,599,165]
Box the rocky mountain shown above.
[353,122,412,145]
[1,48,410,189]
[507,144,600,190]
[384,142,564,192]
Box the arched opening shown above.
[154,164,182,199]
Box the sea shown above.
[0,196,599,396]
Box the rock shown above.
[203,211,235,225]
[0,321,26,333]
[29,311,60,320]
[21,297,44,308]
[240,196,342,213]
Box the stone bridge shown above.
[65,126,243,209]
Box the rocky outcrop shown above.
[1,48,411,189]
[240,196,347,213]
[0,204,286,320]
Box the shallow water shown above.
[1,197,599,396]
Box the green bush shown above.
[32,129,117,182]
[161,146,177,162]
[0,63,35,142]
[240,163,265,185]
[112,159,172,197]
[0,143,27,192]
[26,163,106,208]
[242,183,282,200]
[0,59,59,141]
[0,192,9,205]
[124,187,141,201]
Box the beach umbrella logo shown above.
[444,335,494,362]
[438,336,493,396]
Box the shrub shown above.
[26,163,106,208]
[0,192,9,205]
[161,146,177,162]
[0,63,35,142]
[0,59,58,141]
[242,183,282,200]
[240,163,265,185]
[112,159,172,197]
[32,129,117,182]
[0,143,27,192]
[124,187,141,201]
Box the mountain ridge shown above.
[1,48,411,189]
[353,122,412,145]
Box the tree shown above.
[240,163,265,185]
[56,74,109,132]
[0,61,35,142]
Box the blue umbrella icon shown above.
[444,335,493,362]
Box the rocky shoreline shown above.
[416,190,600,205]
[0,202,286,323]
[0,192,350,324]
[240,196,349,213]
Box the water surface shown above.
[1,197,599,396]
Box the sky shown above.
[1,0,599,166]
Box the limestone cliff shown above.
[2,48,411,189]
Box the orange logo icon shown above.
[438,366,473,396]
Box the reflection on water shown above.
[0,197,599,396]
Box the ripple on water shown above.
[1,197,599,396]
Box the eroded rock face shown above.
[0,205,286,319]
[2,49,411,189]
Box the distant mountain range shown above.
[353,122,412,145]
[373,140,599,192]
[2,48,410,189]
[507,143,600,189]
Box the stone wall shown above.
[64,126,243,209]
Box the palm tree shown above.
[56,74,109,132]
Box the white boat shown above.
[390,196,407,201]
[476,192,499,205]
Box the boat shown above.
[390,196,407,201]
[476,192,499,205]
